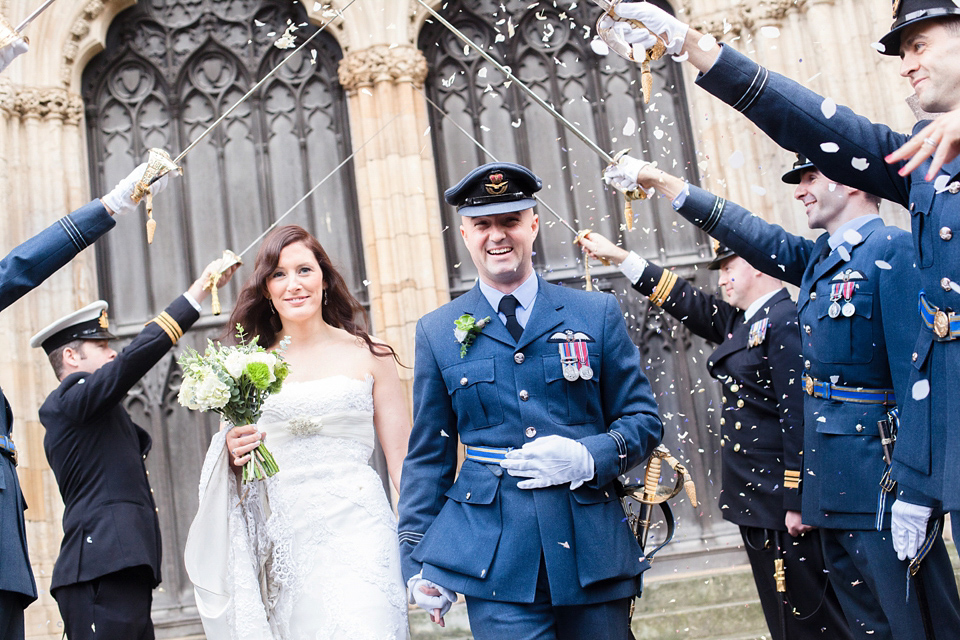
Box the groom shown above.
[398,162,664,639]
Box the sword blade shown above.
[16,0,58,31]
[416,0,615,166]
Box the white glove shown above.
[891,500,933,561]
[101,162,171,215]
[407,574,457,619]
[500,435,596,490]
[0,36,28,74]
[602,154,651,192]
[614,2,689,56]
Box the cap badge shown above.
[485,173,509,195]
[98,310,109,329]
[891,0,901,18]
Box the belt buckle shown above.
[804,376,814,396]
[933,310,951,339]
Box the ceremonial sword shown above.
[16,0,57,32]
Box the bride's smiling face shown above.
[266,241,326,322]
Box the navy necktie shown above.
[498,295,523,342]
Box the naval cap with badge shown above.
[706,239,738,270]
[445,162,542,217]
[30,300,117,355]
[878,0,960,55]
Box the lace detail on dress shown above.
[260,375,374,424]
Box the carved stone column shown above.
[338,44,448,389]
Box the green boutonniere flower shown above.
[455,314,491,358]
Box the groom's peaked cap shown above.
[31,300,117,355]
[781,153,816,184]
[879,0,960,55]
[445,162,542,217]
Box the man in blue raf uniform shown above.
[603,0,960,563]
[31,259,236,640]
[577,231,851,640]
[0,163,171,640]
[602,154,960,639]
[397,162,663,640]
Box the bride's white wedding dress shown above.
[184,375,409,640]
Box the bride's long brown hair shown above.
[225,225,400,363]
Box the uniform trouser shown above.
[52,567,154,640]
[819,528,960,640]
[0,590,26,640]
[464,555,634,640]
[740,525,852,639]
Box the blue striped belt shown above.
[802,375,896,406]
[919,292,960,341]
[0,435,17,466]
[464,445,512,464]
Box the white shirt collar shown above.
[478,272,539,314]
[743,288,782,322]
[828,214,880,251]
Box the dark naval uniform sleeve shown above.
[0,200,113,603]
[40,296,200,590]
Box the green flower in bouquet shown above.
[178,325,291,483]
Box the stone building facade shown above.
[1,0,917,637]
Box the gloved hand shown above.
[101,162,172,215]
[0,35,28,74]
[500,435,596,490]
[597,14,661,51]
[407,574,457,626]
[891,500,933,561]
[602,154,652,192]
[614,2,690,56]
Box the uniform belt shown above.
[802,375,896,406]
[464,445,512,464]
[0,434,17,466]
[919,292,960,341]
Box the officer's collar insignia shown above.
[98,309,109,329]
[831,269,865,282]
[485,173,509,195]
[747,317,769,348]
[548,329,595,343]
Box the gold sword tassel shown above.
[202,250,243,316]
[592,0,668,104]
[131,148,182,244]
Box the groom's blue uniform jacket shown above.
[0,201,115,610]
[398,277,663,605]
[695,44,960,513]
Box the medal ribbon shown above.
[842,281,855,300]
[560,342,576,364]
[574,340,590,369]
[830,283,844,302]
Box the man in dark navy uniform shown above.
[600,153,960,638]
[397,162,664,640]
[578,230,851,640]
[0,163,171,639]
[31,259,236,640]
[601,0,960,562]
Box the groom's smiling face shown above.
[461,208,539,291]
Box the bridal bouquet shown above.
[178,325,290,483]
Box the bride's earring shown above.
[323,290,328,306]
[268,299,276,314]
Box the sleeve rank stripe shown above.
[150,312,183,343]
[648,271,678,308]
[58,215,87,252]
[700,197,725,234]
[607,430,628,475]
[731,66,769,113]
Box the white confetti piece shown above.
[495,33,506,43]
[728,150,745,169]
[870,41,886,53]
[478,67,488,78]
[653,127,664,140]
[590,38,609,55]
[821,98,837,119]
[698,34,717,51]
[362,279,371,286]
[760,26,780,39]
[632,43,646,60]
[622,116,636,137]
[508,17,516,37]
[828,182,838,191]
[934,174,951,192]
[512,119,522,128]
[254,19,266,27]
[842,229,863,245]
[821,142,840,153]
[559,541,570,548]
[912,379,930,400]
[440,429,449,437]
[837,246,851,261]
[361,88,373,96]
[750,185,767,196]
[314,2,322,11]
[441,72,457,88]
[851,157,869,171]
[671,51,689,62]
[464,44,471,56]
[830,375,840,384]
[875,260,892,270]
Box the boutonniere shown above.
[455,314,491,358]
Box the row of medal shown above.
[828,281,857,318]
[559,340,593,381]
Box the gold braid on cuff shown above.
[149,312,183,344]
[648,270,677,307]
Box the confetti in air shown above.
[820,142,840,153]
[851,157,869,171]
[912,379,930,401]
[820,98,837,119]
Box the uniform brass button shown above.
[730,384,740,392]
[720,439,726,447]
[949,181,960,194]
[737,399,745,408]
[720,417,726,426]
[805,325,812,335]
[804,360,811,370]
[460,377,468,386]
[525,426,537,438]
[519,390,529,401]
[735,422,742,430]
[721,395,727,403]
[913,352,919,362]
[514,352,525,364]
[856,424,864,433]
[942,277,953,291]
[941,227,953,241]
[810,292,817,300]
[733,443,741,452]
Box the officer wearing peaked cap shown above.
[600,152,960,638]
[578,230,851,640]
[397,162,663,639]
[33,260,236,640]
[601,0,960,562]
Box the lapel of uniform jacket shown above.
[461,283,515,349]
[809,218,882,283]
[515,276,564,351]
[944,155,960,184]
[708,288,790,368]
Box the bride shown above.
[184,225,411,639]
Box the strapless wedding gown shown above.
[185,375,409,640]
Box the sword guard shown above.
[593,0,667,102]
[132,148,182,204]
